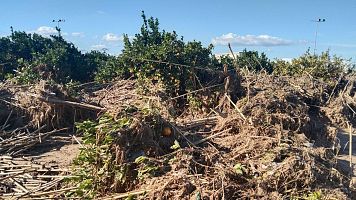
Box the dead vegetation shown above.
[0,80,102,199]
[0,71,355,199]
[0,156,75,199]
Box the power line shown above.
[126,56,224,73]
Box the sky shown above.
[0,0,356,60]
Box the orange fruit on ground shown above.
[162,127,172,136]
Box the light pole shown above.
[52,19,65,37]
[313,18,326,55]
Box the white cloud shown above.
[281,58,293,62]
[30,26,68,37]
[91,44,107,50]
[102,33,123,42]
[72,32,84,37]
[212,33,292,46]
[34,26,57,36]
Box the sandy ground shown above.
[24,134,81,168]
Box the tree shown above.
[94,55,127,82]
[0,30,110,84]
[273,50,347,82]
[236,49,273,73]
[119,12,217,102]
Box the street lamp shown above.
[52,19,65,37]
[312,18,326,55]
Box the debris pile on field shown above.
[1,72,355,199]
[0,81,102,151]
[0,81,103,198]
[67,74,354,199]
[324,73,356,127]
[0,81,102,129]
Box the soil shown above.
[25,134,82,168]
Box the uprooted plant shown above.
[67,105,181,198]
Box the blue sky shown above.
[1,0,355,60]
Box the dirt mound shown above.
[68,74,353,199]
[131,75,349,199]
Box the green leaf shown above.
[196,191,201,200]
[233,163,246,175]
[135,156,148,164]
[170,140,181,150]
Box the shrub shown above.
[273,50,347,82]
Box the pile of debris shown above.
[0,81,103,198]
[69,73,354,199]
[324,73,356,127]
[127,75,349,199]
[0,72,355,199]
[0,156,75,199]
[0,80,104,148]
[0,126,68,156]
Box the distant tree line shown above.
[0,11,350,91]
[0,31,111,83]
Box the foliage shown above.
[273,50,347,82]
[1,14,352,90]
[303,191,322,200]
[233,163,246,175]
[134,156,159,180]
[187,94,203,111]
[0,31,110,83]
[31,36,99,83]
[10,60,41,84]
[236,49,273,73]
[94,56,129,83]
[69,110,164,198]
[117,11,219,104]
[70,115,133,198]
[64,80,82,97]
[0,31,54,80]
[291,190,322,200]
[170,140,181,150]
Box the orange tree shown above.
[0,30,111,84]
[273,50,347,82]
[118,11,219,107]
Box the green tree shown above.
[273,50,347,81]
[236,49,273,73]
[0,30,110,84]
[95,55,128,82]
[119,12,216,102]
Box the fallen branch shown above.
[30,93,106,111]
[170,83,224,100]
[225,93,247,121]
[168,122,196,147]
